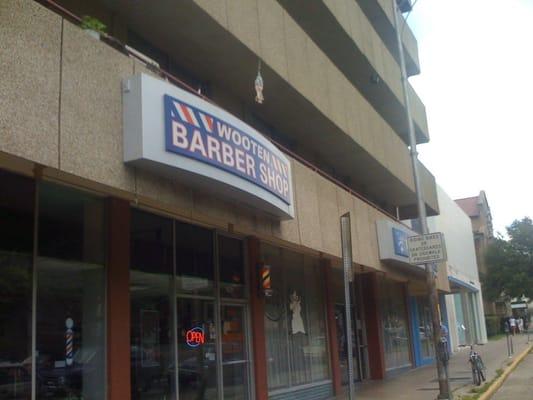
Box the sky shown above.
[406,0,533,236]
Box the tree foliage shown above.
[483,217,533,301]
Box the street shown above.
[492,350,533,400]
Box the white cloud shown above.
[407,0,533,235]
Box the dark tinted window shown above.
[0,170,34,399]
[219,235,245,298]
[175,222,214,295]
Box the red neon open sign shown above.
[186,327,205,348]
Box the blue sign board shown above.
[392,227,409,258]
[164,95,291,205]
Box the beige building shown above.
[455,192,505,316]
[0,1,449,399]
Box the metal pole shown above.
[341,213,356,400]
[392,2,452,399]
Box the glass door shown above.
[176,298,218,400]
[221,304,249,400]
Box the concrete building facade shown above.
[0,1,450,399]
[455,192,507,317]
[428,187,488,351]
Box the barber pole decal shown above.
[65,318,74,366]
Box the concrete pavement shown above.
[491,350,533,400]
[334,334,531,400]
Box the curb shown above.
[476,342,533,400]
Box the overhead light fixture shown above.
[255,59,264,104]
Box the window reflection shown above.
[36,182,106,400]
[130,210,174,400]
[175,222,214,296]
[219,236,245,299]
[379,278,412,371]
[262,244,330,391]
[0,171,34,400]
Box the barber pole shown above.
[65,318,74,366]
[259,264,272,297]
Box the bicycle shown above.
[468,345,486,386]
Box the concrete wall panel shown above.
[353,196,376,269]
[225,0,260,54]
[293,161,323,251]
[316,176,342,257]
[257,0,288,80]
[326,63,349,135]
[194,0,228,28]
[283,13,313,104]
[136,169,194,219]
[336,187,361,263]
[0,0,61,168]
[60,22,135,191]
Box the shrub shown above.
[486,315,501,337]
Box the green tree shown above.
[483,217,533,301]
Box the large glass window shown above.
[130,210,175,400]
[378,278,412,371]
[415,297,434,360]
[175,222,214,296]
[36,182,106,399]
[262,244,330,392]
[0,171,34,400]
[218,236,245,299]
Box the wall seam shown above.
[57,18,64,170]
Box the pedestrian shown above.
[509,316,517,335]
[518,317,524,334]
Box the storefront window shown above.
[378,278,412,371]
[219,236,245,299]
[0,171,34,400]
[262,244,330,392]
[129,209,250,400]
[175,222,214,296]
[36,182,106,399]
[130,210,175,400]
[415,297,434,360]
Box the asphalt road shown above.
[491,351,533,400]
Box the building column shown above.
[107,198,131,400]
[322,258,342,395]
[248,237,268,400]
[361,273,385,379]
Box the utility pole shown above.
[392,2,452,399]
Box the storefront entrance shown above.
[131,209,252,400]
[175,300,250,400]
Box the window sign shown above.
[186,327,205,348]
[392,227,409,257]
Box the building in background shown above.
[428,187,488,351]
[0,1,446,399]
[455,192,507,319]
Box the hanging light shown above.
[255,59,264,104]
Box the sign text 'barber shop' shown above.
[164,95,291,204]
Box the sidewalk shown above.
[491,350,533,400]
[335,334,530,400]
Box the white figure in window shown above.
[290,291,306,334]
